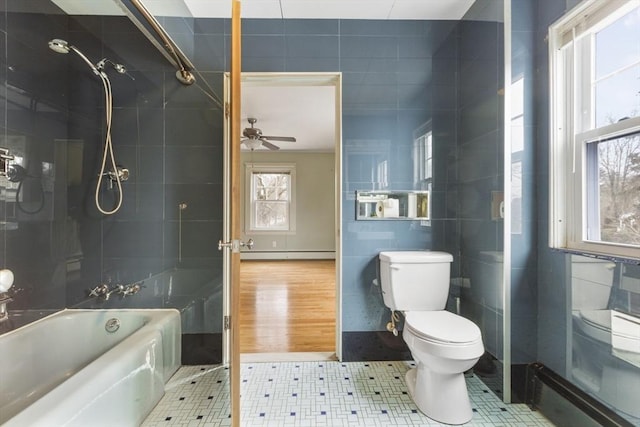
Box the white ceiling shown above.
[49,0,476,151]
[241,85,336,152]
[52,0,476,20]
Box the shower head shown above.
[96,58,127,74]
[48,38,70,54]
[48,38,101,77]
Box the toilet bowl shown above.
[403,310,484,425]
[379,251,484,425]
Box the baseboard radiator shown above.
[525,363,633,427]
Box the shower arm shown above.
[68,46,104,78]
[113,0,196,85]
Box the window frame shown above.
[549,0,640,261]
[244,163,297,234]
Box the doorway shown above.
[239,259,336,356]
[226,72,343,362]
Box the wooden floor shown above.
[239,260,336,354]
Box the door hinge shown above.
[224,102,230,119]
[224,315,231,331]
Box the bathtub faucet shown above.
[88,281,144,300]
[88,283,121,300]
[104,285,125,300]
[121,281,144,296]
[88,283,110,298]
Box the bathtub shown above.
[0,309,181,427]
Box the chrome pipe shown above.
[115,0,195,85]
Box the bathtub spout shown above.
[104,285,125,300]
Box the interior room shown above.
[0,0,638,426]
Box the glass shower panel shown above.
[455,0,507,400]
[22,0,230,366]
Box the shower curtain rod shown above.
[113,0,196,85]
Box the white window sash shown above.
[549,0,640,260]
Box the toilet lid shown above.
[405,311,481,344]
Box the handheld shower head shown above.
[48,39,70,54]
[48,38,101,76]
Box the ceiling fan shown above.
[241,117,296,150]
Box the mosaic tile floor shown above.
[142,361,555,426]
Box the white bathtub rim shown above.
[1,308,181,337]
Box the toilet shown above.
[379,251,484,425]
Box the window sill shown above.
[550,247,640,265]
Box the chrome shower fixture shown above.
[47,38,70,54]
[48,39,130,79]
[96,58,127,74]
[48,38,101,76]
[48,38,130,215]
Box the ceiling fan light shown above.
[244,139,262,150]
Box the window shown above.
[550,0,640,260]
[245,163,296,232]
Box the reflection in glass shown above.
[511,78,524,235]
[570,255,640,424]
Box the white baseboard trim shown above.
[240,352,338,363]
[240,251,336,260]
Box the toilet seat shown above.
[580,310,611,331]
[405,311,482,345]
[575,310,612,344]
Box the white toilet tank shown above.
[379,251,453,311]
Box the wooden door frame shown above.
[223,71,343,361]
[228,2,241,425]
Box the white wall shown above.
[240,151,335,259]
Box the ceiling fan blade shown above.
[261,140,280,150]
[261,136,296,142]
